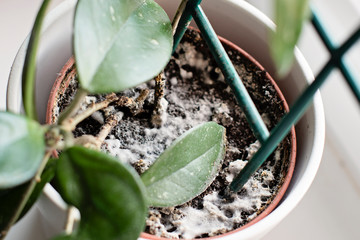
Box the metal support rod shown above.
[230,59,334,192]
[340,59,360,103]
[192,5,270,143]
[230,9,360,191]
[173,0,203,52]
[312,9,360,102]
[172,3,358,191]
[338,26,360,54]
[338,27,360,102]
[311,10,336,51]
[172,0,189,35]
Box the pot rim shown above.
[6,0,325,239]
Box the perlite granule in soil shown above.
[53,29,292,239]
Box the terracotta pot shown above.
[7,0,325,239]
[46,27,297,240]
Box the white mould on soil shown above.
[57,30,291,239]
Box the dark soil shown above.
[52,29,292,239]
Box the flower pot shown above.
[6,0,325,239]
[47,26,296,239]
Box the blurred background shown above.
[0,0,359,239]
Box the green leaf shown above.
[56,146,147,240]
[74,0,173,93]
[0,158,56,230]
[0,112,45,189]
[271,0,310,76]
[141,122,226,207]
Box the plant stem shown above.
[60,93,118,131]
[151,73,166,127]
[74,112,123,150]
[96,112,123,144]
[150,0,189,126]
[65,206,78,235]
[121,89,149,116]
[58,88,88,126]
[0,150,52,240]
[22,0,51,121]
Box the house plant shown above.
[4,0,324,239]
[46,26,297,239]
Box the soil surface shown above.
[53,29,292,239]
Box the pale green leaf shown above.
[141,122,226,207]
[271,0,310,76]
[74,0,173,93]
[0,112,45,189]
[56,146,147,240]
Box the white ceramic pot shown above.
[7,0,325,239]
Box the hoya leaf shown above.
[141,122,226,207]
[74,0,173,93]
[0,112,45,189]
[271,0,310,76]
[0,158,56,231]
[56,146,147,240]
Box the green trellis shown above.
[173,0,360,192]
